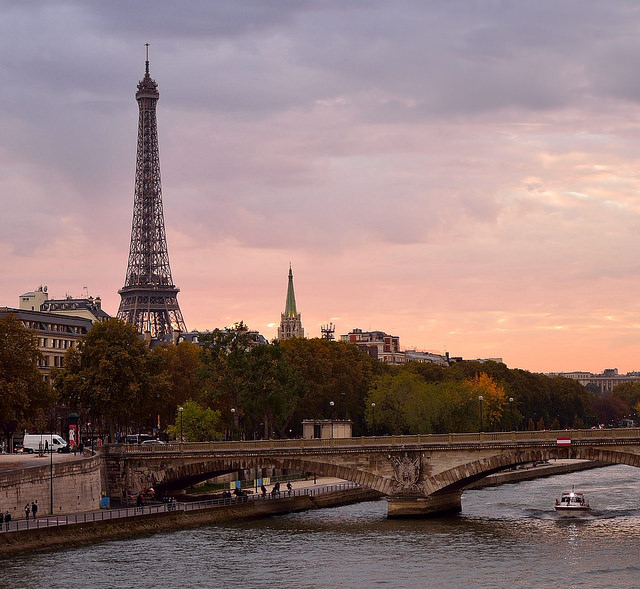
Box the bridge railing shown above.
[101,427,640,455]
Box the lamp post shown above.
[49,416,60,516]
[50,429,54,515]
[329,401,335,439]
[371,402,376,436]
[231,408,236,441]
[178,406,184,446]
[509,397,514,431]
[478,395,484,433]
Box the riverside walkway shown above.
[0,479,357,535]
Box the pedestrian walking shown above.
[24,504,30,519]
[31,501,38,520]
[5,511,11,531]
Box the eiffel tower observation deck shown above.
[117,46,187,338]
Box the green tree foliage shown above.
[591,395,630,427]
[368,370,509,434]
[50,315,599,439]
[366,360,592,435]
[200,329,379,438]
[55,318,157,434]
[199,322,254,412]
[150,341,204,429]
[612,382,640,422]
[280,338,380,436]
[0,314,52,442]
[242,342,303,439]
[166,400,222,442]
[367,371,444,435]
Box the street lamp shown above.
[371,402,376,436]
[50,416,60,516]
[509,397,514,431]
[231,408,236,441]
[329,401,335,439]
[50,429,54,515]
[178,406,184,445]
[478,395,484,433]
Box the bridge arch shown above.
[425,446,640,496]
[151,456,392,496]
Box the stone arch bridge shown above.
[102,428,640,517]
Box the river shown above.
[3,464,639,588]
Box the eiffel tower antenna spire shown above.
[117,45,187,338]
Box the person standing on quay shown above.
[24,504,30,520]
[5,511,11,531]
[31,501,37,520]
[0,511,4,529]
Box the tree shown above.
[280,338,380,436]
[166,400,222,442]
[199,322,254,417]
[464,373,508,431]
[367,371,442,435]
[0,314,51,448]
[612,382,640,423]
[242,342,303,439]
[591,396,629,427]
[150,341,204,429]
[55,318,155,435]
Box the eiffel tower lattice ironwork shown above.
[117,46,187,338]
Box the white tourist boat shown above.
[554,489,590,512]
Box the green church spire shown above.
[278,264,304,340]
[284,264,298,317]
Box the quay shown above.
[2,427,639,526]
[0,453,605,557]
[0,477,380,557]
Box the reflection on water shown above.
[3,465,640,588]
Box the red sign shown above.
[557,437,571,446]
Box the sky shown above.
[2,1,640,374]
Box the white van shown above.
[22,434,70,454]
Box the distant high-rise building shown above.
[117,46,187,338]
[277,265,304,340]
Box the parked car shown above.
[141,439,165,446]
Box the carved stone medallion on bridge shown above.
[390,452,423,494]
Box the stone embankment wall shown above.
[0,487,382,557]
[0,456,102,519]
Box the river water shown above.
[4,465,640,588]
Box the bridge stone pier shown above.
[102,428,640,517]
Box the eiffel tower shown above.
[117,45,187,338]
